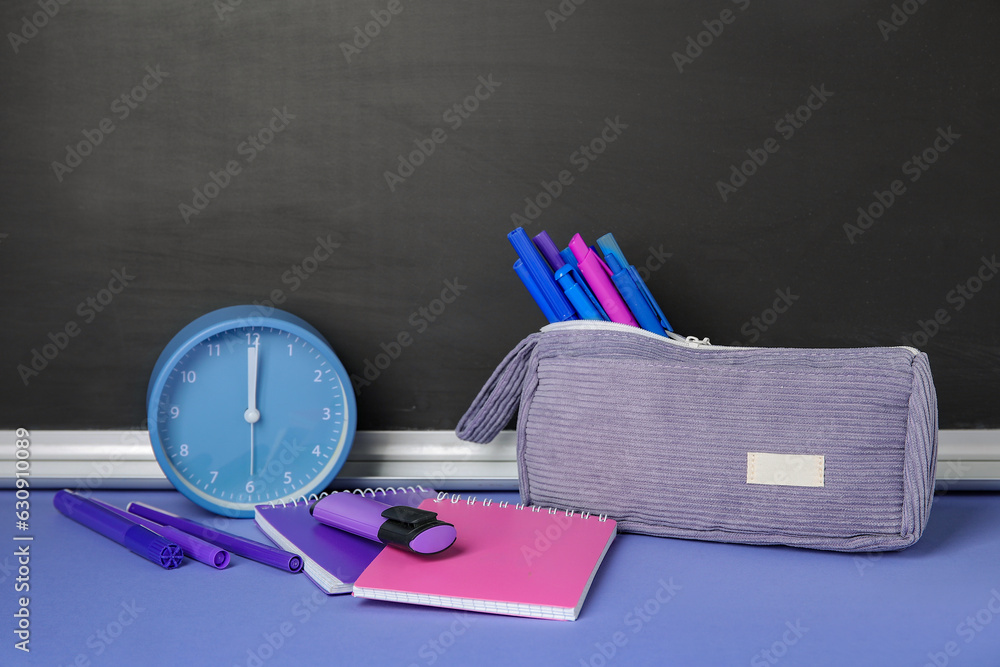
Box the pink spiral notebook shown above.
[353,495,617,621]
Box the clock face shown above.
[148,310,355,517]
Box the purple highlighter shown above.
[54,490,183,570]
[311,493,457,555]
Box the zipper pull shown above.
[664,331,712,347]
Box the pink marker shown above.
[568,234,638,326]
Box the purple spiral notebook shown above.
[254,486,436,594]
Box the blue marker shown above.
[513,259,558,322]
[508,228,577,322]
[597,233,673,333]
[554,266,608,321]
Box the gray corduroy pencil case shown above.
[456,321,938,552]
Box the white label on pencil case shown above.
[746,453,825,487]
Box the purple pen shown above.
[54,490,183,570]
[311,492,457,555]
[128,502,302,573]
[87,497,230,569]
[532,231,566,272]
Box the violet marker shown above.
[128,502,302,573]
[87,497,231,569]
[311,492,457,555]
[54,490,183,570]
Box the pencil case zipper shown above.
[540,320,919,356]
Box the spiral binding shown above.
[262,485,431,508]
[432,492,609,522]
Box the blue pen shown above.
[559,247,578,270]
[554,266,608,320]
[597,233,673,333]
[508,228,577,322]
[513,259,558,322]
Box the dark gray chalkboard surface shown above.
[1,0,998,430]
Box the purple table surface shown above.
[2,489,999,667]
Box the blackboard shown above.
[2,0,998,430]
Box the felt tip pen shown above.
[597,232,673,333]
[554,265,607,321]
[513,259,559,322]
[532,231,566,272]
[568,234,638,327]
[87,497,231,569]
[128,502,302,573]
[508,227,577,323]
[54,490,183,570]
[311,492,457,555]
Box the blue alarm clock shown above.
[147,306,357,517]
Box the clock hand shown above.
[245,342,260,475]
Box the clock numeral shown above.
[322,408,331,420]
[179,443,189,456]
[246,333,260,345]
[245,481,255,493]
[207,343,221,356]
[288,344,294,356]
[284,472,292,484]
[313,370,323,383]
[210,471,218,483]
[169,406,180,419]
[312,445,322,457]
[181,370,197,383]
